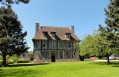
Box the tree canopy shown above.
[79,30,114,63]
[0,6,29,66]
[98,0,119,63]
[0,0,30,7]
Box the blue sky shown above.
[0,0,110,51]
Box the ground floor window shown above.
[67,51,71,58]
[60,51,63,58]
[42,51,49,59]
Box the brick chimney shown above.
[70,26,74,34]
[35,23,40,33]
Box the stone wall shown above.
[33,59,80,63]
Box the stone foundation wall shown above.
[33,59,80,63]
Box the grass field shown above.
[84,58,90,60]
[0,61,119,77]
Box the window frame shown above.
[67,41,71,47]
[42,41,47,48]
[43,32,47,38]
[60,51,63,59]
[51,40,55,47]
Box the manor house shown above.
[32,23,81,63]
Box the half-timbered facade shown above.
[32,23,81,63]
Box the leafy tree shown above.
[0,6,29,66]
[0,0,30,7]
[79,30,114,64]
[29,51,33,54]
[98,0,119,63]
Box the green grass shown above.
[84,58,90,60]
[0,61,119,77]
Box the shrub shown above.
[21,58,25,60]
[17,60,30,63]
[0,61,3,65]
[10,54,18,62]
[7,61,14,64]
[102,57,106,60]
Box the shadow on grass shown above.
[5,63,50,67]
[93,61,119,67]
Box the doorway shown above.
[51,56,55,62]
[51,51,55,62]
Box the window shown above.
[60,41,63,47]
[42,41,47,47]
[51,40,55,47]
[67,41,71,47]
[67,51,71,58]
[51,33,55,37]
[43,32,47,38]
[34,40,37,48]
[60,51,63,58]
[23,54,26,57]
[66,34,70,38]
[42,51,49,59]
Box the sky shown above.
[0,0,110,51]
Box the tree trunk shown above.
[3,53,6,66]
[107,56,110,64]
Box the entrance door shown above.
[51,56,55,62]
[51,51,55,62]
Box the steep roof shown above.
[32,26,80,41]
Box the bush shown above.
[7,61,14,64]
[17,60,30,63]
[21,58,25,60]
[10,54,18,62]
[102,57,106,60]
[0,61,3,65]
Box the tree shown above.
[0,0,30,7]
[98,0,119,63]
[29,51,33,54]
[79,30,114,64]
[0,6,29,66]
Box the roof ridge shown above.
[41,26,69,28]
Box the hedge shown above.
[17,60,30,63]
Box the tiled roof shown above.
[32,26,80,41]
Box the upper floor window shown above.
[51,40,55,47]
[42,41,47,47]
[43,32,47,38]
[34,40,38,48]
[60,41,63,47]
[67,41,71,47]
[66,33,71,38]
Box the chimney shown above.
[35,23,40,33]
[70,26,74,34]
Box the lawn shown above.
[84,58,90,60]
[0,61,119,77]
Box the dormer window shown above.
[66,33,71,38]
[43,32,47,38]
[51,32,56,38]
